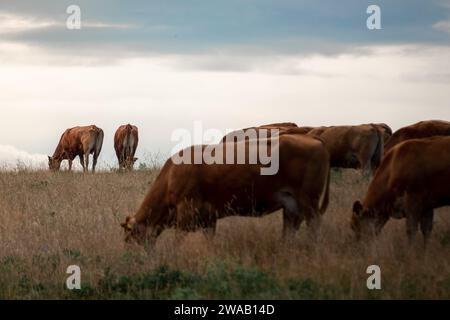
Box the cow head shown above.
[124,157,138,170]
[351,201,377,240]
[48,156,62,171]
[120,215,152,246]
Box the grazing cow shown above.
[114,124,139,170]
[48,125,104,173]
[309,124,392,143]
[121,134,330,246]
[384,120,450,154]
[351,136,450,245]
[307,124,383,175]
[222,122,298,142]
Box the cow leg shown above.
[405,196,422,244]
[68,159,73,171]
[146,227,163,249]
[176,200,198,232]
[358,141,376,176]
[125,147,131,170]
[406,213,420,244]
[79,154,85,171]
[92,154,98,173]
[118,154,123,170]
[203,219,217,240]
[174,201,190,245]
[120,149,126,170]
[84,153,89,173]
[374,215,389,236]
[277,193,302,240]
[420,209,434,248]
[199,203,217,240]
[360,160,372,177]
[304,205,321,239]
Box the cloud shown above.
[0,0,449,69]
[0,12,57,34]
[433,19,450,34]
[170,52,339,76]
[0,145,47,169]
[82,22,136,29]
[0,11,137,35]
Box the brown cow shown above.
[307,124,383,175]
[309,124,392,143]
[384,120,450,154]
[48,125,104,173]
[121,134,330,246]
[351,136,450,245]
[114,124,139,170]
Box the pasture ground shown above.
[0,168,449,299]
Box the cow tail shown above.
[319,168,330,215]
[125,125,133,159]
[371,124,384,171]
[95,129,104,156]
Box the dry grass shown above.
[0,168,449,299]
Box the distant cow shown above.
[309,124,392,142]
[114,124,139,170]
[48,125,104,172]
[307,124,383,175]
[121,134,330,246]
[222,122,298,142]
[309,123,392,143]
[351,136,450,245]
[384,120,450,154]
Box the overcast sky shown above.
[1,0,449,168]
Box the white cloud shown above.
[433,19,450,34]
[0,11,136,36]
[0,145,47,169]
[0,12,57,34]
[82,22,136,29]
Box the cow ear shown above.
[353,201,363,216]
[121,216,136,231]
[120,221,134,231]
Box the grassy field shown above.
[0,168,449,299]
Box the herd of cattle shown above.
[47,120,450,247]
[48,124,139,172]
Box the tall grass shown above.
[0,168,449,299]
